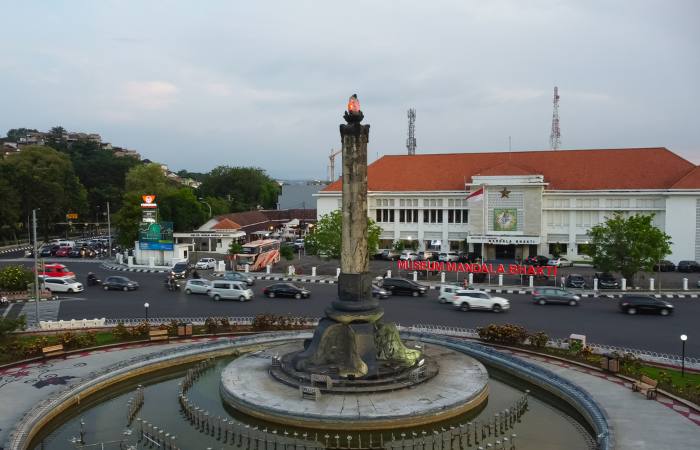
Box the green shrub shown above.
[477,324,528,345]
[280,245,294,261]
[204,318,218,334]
[113,322,130,341]
[0,265,34,291]
[529,331,549,348]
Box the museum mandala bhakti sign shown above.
[398,259,558,276]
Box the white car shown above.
[548,257,574,267]
[195,258,217,270]
[42,277,84,293]
[184,279,212,295]
[438,252,460,262]
[438,284,462,303]
[450,289,510,312]
[208,280,253,302]
[399,250,418,261]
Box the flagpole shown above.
[482,183,486,263]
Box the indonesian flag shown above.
[466,187,484,202]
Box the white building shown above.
[316,147,700,263]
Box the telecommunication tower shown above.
[406,108,416,155]
[549,86,561,150]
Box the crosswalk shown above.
[2,300,62,325]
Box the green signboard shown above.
[493,208,518,232]
[138,221,174,250]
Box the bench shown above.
[632,375,658,399]
[149,329,169,342]
[42,344,65,358]
[300,386,321,401]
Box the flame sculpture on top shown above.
[347,94,361,115]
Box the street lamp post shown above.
[198,198,212,218]
[680,334,687,377]
[32,209,40,322]
[144,302,150,323]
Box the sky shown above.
[1,0,698,180]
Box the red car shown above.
[55,246,72,257]
[38,263,75,278]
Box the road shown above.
[0,256,696,358]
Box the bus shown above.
[235,239,281,271]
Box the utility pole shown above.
[549,86,561,150]
[32,209,39,322]
[406,108,416,155]
[107,202,112,257]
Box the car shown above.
[380,249,398,261]
[69,248,83,258]
[223,271,255,286]
[450,289,510,312]
[263,283,310,299]
[294,239,305,250]
[416,251,437,261]
[208,280,253,302]
[438,252,460,262]
[532,287,580,306]
[195,258,217,270]
[102,276,139,291]
[594,272,620,289]
[548,257,574,268]
[380,278,428,297]
[438,284,462,303]
[398,250,418,261]
[170,262,191,279]
[565,274,587,288]
[38,263,75,278]
[184,279,212,295]
[42,277,83,293]
[652,260,676,272]
[525,255,550,266]
[677,260,700,273]
[372,284,390,299]
[55,246,71,257]
[618,295,674,316]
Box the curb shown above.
[0,246,31,256]
[0,297,58,305]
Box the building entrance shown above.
[495,244,516,260]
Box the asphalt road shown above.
[1,257,696,358]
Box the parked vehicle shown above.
[380,249,398,261]
[103,276,139,291]
[42,277,83,293]
[263,283,310,299]
[223,271,255,286]
[438,252,460,262]
[416,251,437,261]
[195,258,217,270]
[208,280,253,302]
[55,246,72,257]
[438,284,461,303]
[399,251,418,261]
[294,239,305,250]
[68,248,82,258]
[677,260,700,273]
[450,289,510,312]
[594,272,620,289]
[547,257,574,267]
[618,295,674,316]
[652,260,676,272]
[379,278,428,297]
[235,239,281,271]
[170,262,191,279]
[372,284,390,299]
[532,288,580,306]
[525,255,550,266]
[38,263,75,279]
[566,274,587,288]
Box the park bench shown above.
[148,329,169,342]
[632,375,658,399]
[300,386,321,401]
[42,344,65,358]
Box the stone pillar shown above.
[266,264,271,274]
[498,274,503,286]
[440,272,445,283]
[128,256,134,267]
[529,275,534,288]
[593,278,598,292]
[387,269,391,278]
[312,266,317,277]
[683,278,688,290]
[649,278,655,291]
[413,271,418,281]
[244,264,249,273]
[621,278,626,290]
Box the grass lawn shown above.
[640,365,700,387]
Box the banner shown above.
[494,208,517,231]
[398,260,557,277]
[138,221,174,250]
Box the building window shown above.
[424,209,443,223]
[547,211,569,227]
[577,243,592,255]
[375,209,395,223]
[576,198,599,208]
[548,243,568,256]
[448,209,469,223]
[399,209,418,223]
[576,211,597,227]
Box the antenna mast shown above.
[328,148,342,182]
[549,86,561,150]
[406,108,416,155]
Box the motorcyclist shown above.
[166,275,178,291]
[86,272,99,286]
[191,269,200,279]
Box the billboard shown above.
[139,221,174,250]
[493,208,518,232]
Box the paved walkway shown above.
[0,338,697,449]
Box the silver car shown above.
[223,271,255,286]
[184,279,212,295]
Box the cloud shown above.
[123,81,178,110]
[484,87,547,104]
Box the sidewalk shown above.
[0,337,697,449]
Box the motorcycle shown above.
[164,278,180,292]
[86,275,101,286]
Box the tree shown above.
[228,241,243,270]
[5,128,38,142]
[304,210,381,259]
[587,213,672,285]
[0,265,34,291]
[198,166,280,211]
[0,315,26,342]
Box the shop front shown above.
[468,235,540,262]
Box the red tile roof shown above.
[322,147,699,191]
[671,166,700,189]
[212,218,241,230]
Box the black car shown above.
[372,284,390,299]
[594,272,620,289]
[39,246,53,257]
[263,283,310,299]
[525,255,550,266]
[380,278,428,297]
[69,248,82,258]
[102,276,139,291]
[653,260,676,272]
[170,262,190,279]
[566,274,587,288]
[677,260,700,273]
[618,295,674,316]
